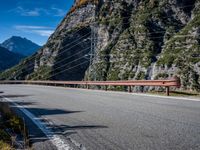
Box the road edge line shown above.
[1,96,72,150]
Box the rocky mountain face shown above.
[1,36,41,56]
[0,46,24,71]
[1,0,200,91]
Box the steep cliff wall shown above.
[86,0,200,91]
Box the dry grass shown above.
[0,140,12,150]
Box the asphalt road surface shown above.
[0,84,200,150]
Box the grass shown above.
[0,102,30,149]
[0,129,10,141]
[0,103,24,134]
[0,130,11,150]
[148,90,200,98]
[0,140,12,150]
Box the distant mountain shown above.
[0,46,24,71]
[1,36,41,56]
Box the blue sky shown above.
[0,0,74,45]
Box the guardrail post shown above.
[166,86,170,96]
[128,86,132,93]
[105,85,108,91]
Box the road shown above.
[0,84,200,150]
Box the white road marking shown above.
[130,93,200,102]
[2,97,72,150]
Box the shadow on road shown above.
[26,108,83,116]
[0,94,32,98]
[1,100,108,148]
[50,124,108,135]
[4,101,37,106]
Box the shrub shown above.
[0,140,11,150]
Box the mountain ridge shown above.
[1,36,41,56]
[0,46,24,71]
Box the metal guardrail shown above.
[0,77,181,96]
